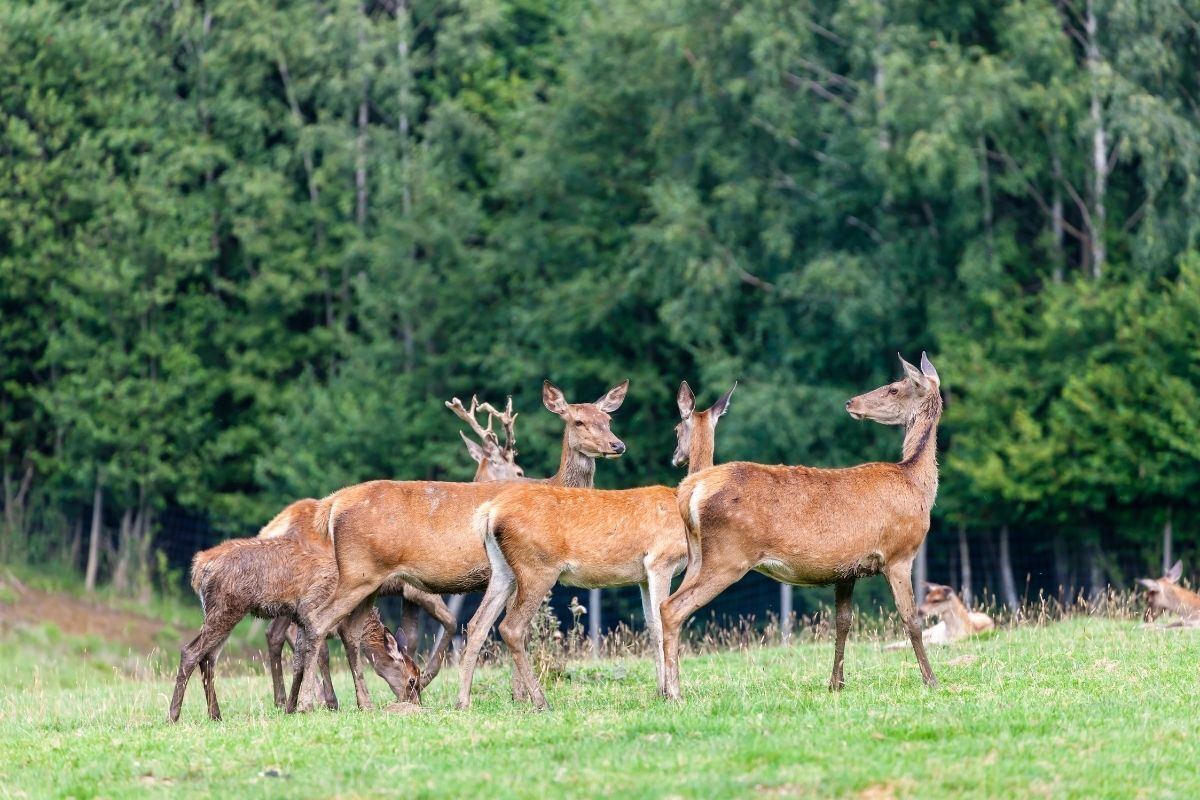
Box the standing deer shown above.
[168,534,420,722]
[456,381,736,710]
[259,395,526,707]
[883,582,993,650]
[288,380,628,712]
[1139,561,1200,626]
[660,353,943,699]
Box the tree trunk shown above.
[588,588,602,658]
[957,525,973,606]
[112,507,133,594]
[85,476,104,593]
[1052,532,1071,600]
[1086,539,1106,602]
[67,515,83,569]
[1051,152,1065,283]
[1085,0,1107,279]
[979,135,994,262]
[914,540,928,604]
[997,525,1019,611]
[1162,509,1173,574]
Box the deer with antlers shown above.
[287,380,629,712]
[660,353,944,699]
[258,395,528,708]
[456,381,736,710]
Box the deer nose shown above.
[612,441,625,454]
[845,400,852,408]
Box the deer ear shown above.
[920,352,940,386]
[899,353,926,387]
[677,381,695,419]
[384,628,405,661]
[1138,578,1161,592]
[460,431,488,464]
[709,381,737,421]
[1167,560,1183,583]
[543,381,569,415]
[595,379,629,413]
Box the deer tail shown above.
[472,501,496,545]
[676,475,705,584]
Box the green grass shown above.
[2,618,1199,799]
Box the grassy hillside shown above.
[2,605,1198,799]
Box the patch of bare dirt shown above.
[0,574,168,654]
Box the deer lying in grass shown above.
[168,534,421,722]
[883,582,993,650]
[288,380,628,712]
[456,381,735,710]
[1139,561,1200,627]
[259,396,525,706]
[660,353,943,699]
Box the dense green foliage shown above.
[3,615,1199,797]
[2,0,1199,593]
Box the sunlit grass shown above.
[2,617,1199,798]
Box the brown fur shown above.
[455,382,735,709]
[168,535,420,722]
[1139,561,1200,626]
[660,353,944,700]
[287,380,629,712]
[884,582,993,650]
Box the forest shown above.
[2,0,1199,608]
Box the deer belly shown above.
[559,559,646,589]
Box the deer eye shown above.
[575,420,584,427]
[888,387,899,395]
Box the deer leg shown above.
[401,586,458,689]
[337,600,377,711]
[266,617,292,708]
[659,557,747,701]
[399,593,421,658]
[317,637,339,710]
[498,572,559,711]
[169,610,239,722]
[200,653,222,721]
[455,560,517,710]
[641,566,672,695]
[885,560,939,688]
[829,579,855,691]
[288,580,379,713]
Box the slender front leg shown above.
[659,557,748,701]
[640,566,672,695]
[288,580,380,713]
[200,654,221,721]
[265,617,292,708]
[828,579,855,691]
[317,637,338,710]
[884,560,939,688]
[339,600,377,711]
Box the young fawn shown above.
[884,582,993,650]
[288,381,628,712]
[259,396,524,706]
[660,353,943,699]
[456,381,735,710]
[1139,561,1200,627]
[168,535,420,722]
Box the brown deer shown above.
[883,582,993,650]
[455,381,735,710]
[287,380,628,712]
[1139,561,1200,626]
[167,534,421,722]
[259,395,526,707]
[660,353,943,700]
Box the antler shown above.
[478,396,518,454]
[445,395,500,450]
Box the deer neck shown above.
[551,429,596,488]
[686,415,716,475]
[900,392,942,505]
[941,595,971,639]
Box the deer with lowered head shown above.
[258,396,527,708]
[168,531,421,722]
[287,380,629,712]
[660,353,944,700]
[883,582,993,650]
[1139,560,1200,627]
[456,381,736,710]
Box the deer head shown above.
[672,381,736,468]
[918,582,958,621]
[1138,560,1185,622]
[543,380,628,459]
[846,352,941,427]
[447,395,525,481]
[366,627,422,705]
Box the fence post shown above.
[588,587,601,658]
[780,583,793,644]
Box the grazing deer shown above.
[288,380,628,712]
[660,353,943,700]
[456,381,735,710]
[883,582,993,650]
[259,396,525,707]
[168,534,421,722]
[1139,561,1200,626]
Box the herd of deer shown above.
[168,353,1200,721]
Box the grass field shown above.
[2,607,1199,800]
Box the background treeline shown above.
[2,0,1199,606]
